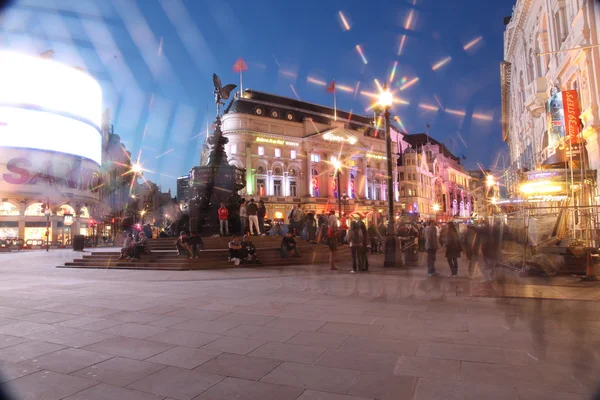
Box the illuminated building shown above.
[216,90,472,221]
[177,175,191,202]
[0,51,105,243]
[501,0,600,198]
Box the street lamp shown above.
[140,209,146,225]
[378,84,396,267]
[44,200,51,252]
[332,159,343,219]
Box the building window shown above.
[258,146,264,156]
[289,181,297,197]
[399,172,404,181]
[273,180,282,197]
[290,150,297,159]
[230,144,237,154]
[274,148,281,158]
[257,179,266,196]
[375,187,381,201]
[330,155,337,164]
[311,154,320,162]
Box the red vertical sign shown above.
[562,90,581,143]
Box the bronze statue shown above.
[213,73,237,118]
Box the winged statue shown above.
[213,73,237,117]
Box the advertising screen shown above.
[0,107,102,164]
[0,51,102,128]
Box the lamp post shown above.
[333,159,343,219]
[44,199,50,252]
[378,84,396,267]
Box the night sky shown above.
[1,0,515,192]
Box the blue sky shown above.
[1,0,515,192]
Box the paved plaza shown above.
[0,249,597,399]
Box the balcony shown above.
[524,78,547,117]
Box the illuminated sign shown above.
[255,137,299,147]
[0,107,102,164]
[0,51,102,128]
[366,153,386,160]
[323,132,358,145]
[562,90,581,141]
[520,180,564,195]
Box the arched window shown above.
[25,203,47,216]
[0,202,19,216]
[56,205,75,217]
[79,207,90,219]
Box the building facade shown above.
[501,0,600,197]
[213,90,472,222]
[177,175,191,203]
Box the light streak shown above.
[353,81,360,99]
[433,95,444,110]
[307,76,326,86]
[338,11,351,31]
[336,84,354,93]
[472,112,493,121]
[290,84,300,100]
[393,115,406,132]
[419,103,439,111]
[404,9,415,30]
[360,90,378,99]
[446,108,466,117]
[399,76,419,91]
[456,131,468,147]
[463,36,483,51]
[374,79,383,93]
[397,34,407,56]
[280,69,298,78]
[155,148,174,159]
[158,36,163,57]
[389,61,398,83]
[432,56,452,71]
[356,45,368,64]
[393,97,410,105]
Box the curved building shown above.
[0,51,105,244]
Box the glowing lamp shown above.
[486,175,495,187]
[63,213,73,226]
[332,159,342,171]
[433,203,441,212]
[274,211,283,219]
[378,88,393,108]
[131,163,143,174]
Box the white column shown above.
[267,171,273,196]
[283,172,289,196]
[305,152,312,196]
[245,143,253,195]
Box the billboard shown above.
[0,107,102,164]
[0,148,103,199]
[0,51,102,128]
[543,90,585,166]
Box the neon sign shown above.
[366,153,386,160]
[323,132,357,145]
[255,137,299,146]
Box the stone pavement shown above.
[0,249,597,399]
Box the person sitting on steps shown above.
[242,234,261,264]
[228,236,243,265]
[175,231,192,259]
[281,231,300,258]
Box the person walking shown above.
[328,226,338,270]
[257,200,266,235]
[346,221,364,273]
[444,222,462,277]
[425,221,439,276]
[218,202,229,236]
[239,199,248,235]
[357,217,369,271]
[247,199,260,235]
[293,204,304,237]
[463,225,479,278]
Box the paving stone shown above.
[100,322,167,339]
[0,306,36,318]
[83,336,175,360]
[127,366,223,400]
[212,312,275,326]
[164,308,228,320]
[103,311,164,324]
[140,305,182,315]
[417,342,506,363]
[51,330,117,348]
[394,355,461,381]
[413,377,519,400]
[146,329,221,348]
[318,322,384,337]
[0,334,29,349]
[0,321,54,337]
[340,335,418,356]
[63,383,164,400]
[315,349,399,373]
[348,371,416,400]
[225,324,299,342]
[14,311,78,324]
[147,316,189,328]
[23,347,112,374]
[249,341,326,364]
[171,318,240,334]
[516,388,588,400]
[145,346,220,369]
[7,370,97,400]
[77,319,124,331]
[195,352,281,381]
[194,376,304,400]
[297,390,374,400]
[56,317,106,328]
[261,361,360,394]
[72,356,165,386]
[0,341,65,363]
[23,325,83,342]
[0,362,37,382]
[201,335,266,355]
[264,317,326,332]
[287,331,349,348]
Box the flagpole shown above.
[240,70,243,97]
[333,80,337,121]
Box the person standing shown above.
[444,222,462,277]
[288,205,296,235]
[339,213,348,245]
[239,199,247,235]
[293,204,304,237]
[328,225,339,270]
[357,217,369,271]
[247,199,260,235]
[346,222,364,273]
[463,225,479,278]
[368,222,381,254]
[257,200,266,235]
[305,212,316,242]
[425,221,439,276]
[218,202,229,236]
